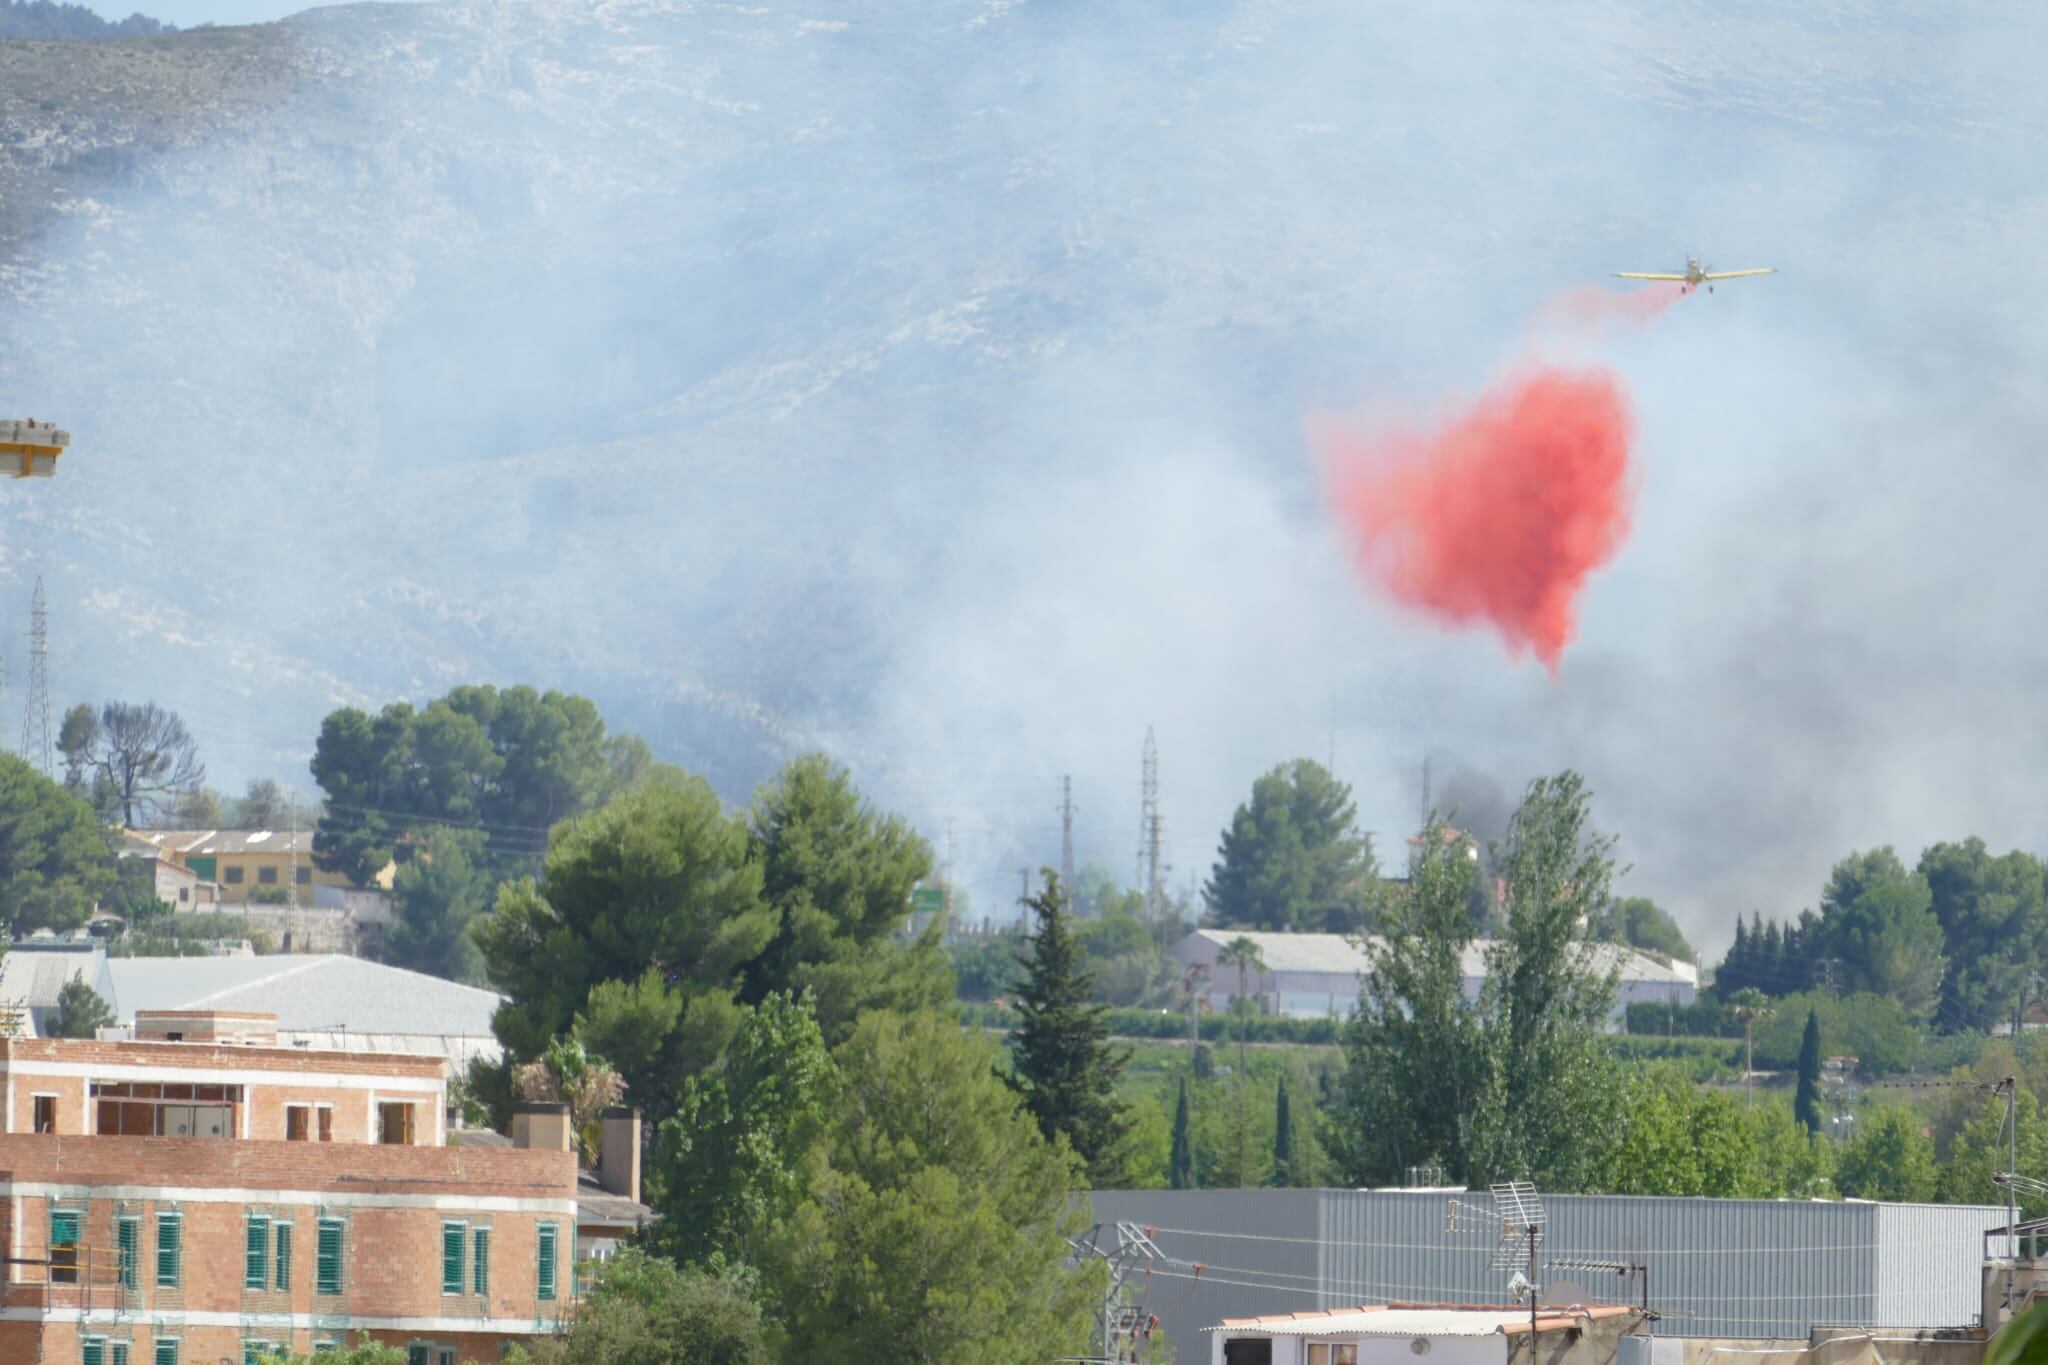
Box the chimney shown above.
[511,1101,572,1153]
[598,1107,641,1203]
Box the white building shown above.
[1172,929,1697,1024]
[1209,1302,1640,1365]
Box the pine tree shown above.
[1170,1077,1195,1189]
[1272,1075,1293,1187]
[1009,871,1131,1183]
[1795,1009,1824,1135]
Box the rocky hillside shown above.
[2,1,2046,928]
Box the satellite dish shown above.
[1507,1271,1533,1302]
[1540,1279,1590,1308]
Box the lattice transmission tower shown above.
[19,577,49,775]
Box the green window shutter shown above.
[244,1215,269,1289]
[110,1345,130,1365]
[471,1228,490,1295]
[117,1216,140,1290]
[441,1222,464,1294]
[315,1219,344,1295]
[154,1341,179,1365]
[155,1215,182,1288]
[273,1223,293,1290]
[50,1209,80,1246]
[83,1339,105,1365]
[536,1223,558,1301]
[407,1347,429,1365]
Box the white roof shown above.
[1177,929,1698,986]
[104,955,503,1038]
[1214,1308,1535,1338]
[0,944,114,1014]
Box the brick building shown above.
[0,1010,580,1363]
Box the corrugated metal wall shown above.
[1087,1191,2004,1363]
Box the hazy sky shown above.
[90,0,365,29]
[7,0,2048,958]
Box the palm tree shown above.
[1727,987,1773,1107]
[1216,936,1267,1186]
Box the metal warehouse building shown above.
[1087,1189,2005,1360]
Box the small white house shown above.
[1173,929,1697,1025]
[1209,1301,1640,1365]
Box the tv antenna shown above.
[1448,1182,1547,1334]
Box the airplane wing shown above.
[1701,267,1775,280]
[1612,272,1688,281]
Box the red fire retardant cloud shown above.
[1316,367,1637,674]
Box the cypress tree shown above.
[1009,871,1131,1183]
[1795,1009,1824,1135]
[1170,1077,1195,1189]
[1272,1075,1293,1187]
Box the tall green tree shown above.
[1918,839,2048,1034]
[655,992,832,1268]
[1009,872,1130,1185]
[1835,1105,1937,1202]
[503,1250,769,1365]
[382,828,489,983]
[1271,1075,1293,1187]
[1169,1077,1195,1190]
[311,685,641,884]
[1328,816,1485,1186]
[1817,848,1948,1020]
[1795,1009,1824,1135]
[1727,987,1773,1106]
[766,1010,1100,1364]
[477,771,770,1118]
[1204,759,1376,932]
[45,972,114,1038]
[1605,1067,1759,1198]
[477,758,956,1125]
[1588,896,1695,963]
[742,755,948,1038]
[1468,772,1623,1189]
[0,752,117,934]
[1216,934,1266,1187]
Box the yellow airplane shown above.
[1614,257,1775,293]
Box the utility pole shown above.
[19,577,49,775]
[1059,775,1076,897]
[1137,728,1165,941]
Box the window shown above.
[438,1352,455,1365]
[94,1082,243,1138]
[241,1345,284,1365]
[274,1222,293,1290]
[111,1345,130,1365]
[378,1101,415,1145]
[155,1213,182,1288]
[49,1208,80,1285]
[286,1106,310,1141]
[407,1347,429,1365]
[117,1215,140,1290]
[315,1218,344,1295]
[257,866,278,885]
[224,866,244,884]
[311,1345,339,1358]
[34,1094,56,1133]
[536,1222,558,1301]
[1307,1348,1359,1365]
[441,1222,465,1295]
[472,1227,490,1295]
[318,1107,334,1142]
[178,888,189,903]
[295,867,311,885]
[83,1338,106,1365]
[153,1340,179,1365]
[244,1215,269,1289]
